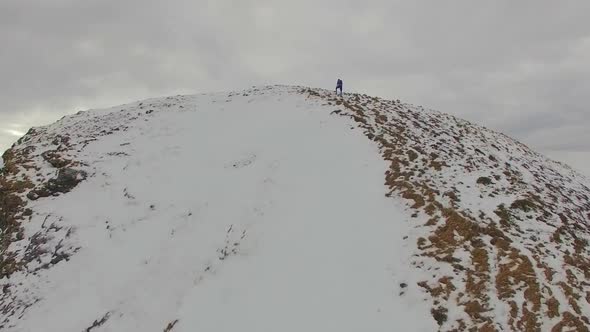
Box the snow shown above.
[3,87,435,331]
[4,85,590,331]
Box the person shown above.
[336,79,343,96]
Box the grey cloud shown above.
[1,0,589,174]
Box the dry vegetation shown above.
[301,87,590,331]
[0,109,140,328]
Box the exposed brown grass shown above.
[558,281,582,315]
[428,209,476,251]
[546,297,560,318]
[494,204,511,229]
[402,189,426,209]
[564,254,590,279]
[532,254,555,282]
[495,249,541,331]
[463,300,488,321]
[305,88,590,331]
[551,312,589,332]
[443,190,460,204]
[0,147,34,278]
[424,204,438,216]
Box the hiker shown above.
[336,79,343,96]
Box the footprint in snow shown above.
[227,154,257,169]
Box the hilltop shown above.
[1,86,589,331]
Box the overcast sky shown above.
[1,1,589,175]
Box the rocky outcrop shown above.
[0,128,87,280]
[27,168,87,201]
[0,147,36,278]
[41,150,71,168]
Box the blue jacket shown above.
[336,79,343,87]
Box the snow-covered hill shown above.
[1,86,589,331]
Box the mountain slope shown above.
[320,87,590,331]
[1,86,589,331]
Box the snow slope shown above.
[1,85,589,331]
[1,86,435,331]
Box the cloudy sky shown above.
[1,1,589,175]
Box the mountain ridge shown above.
[1,85,589,331]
